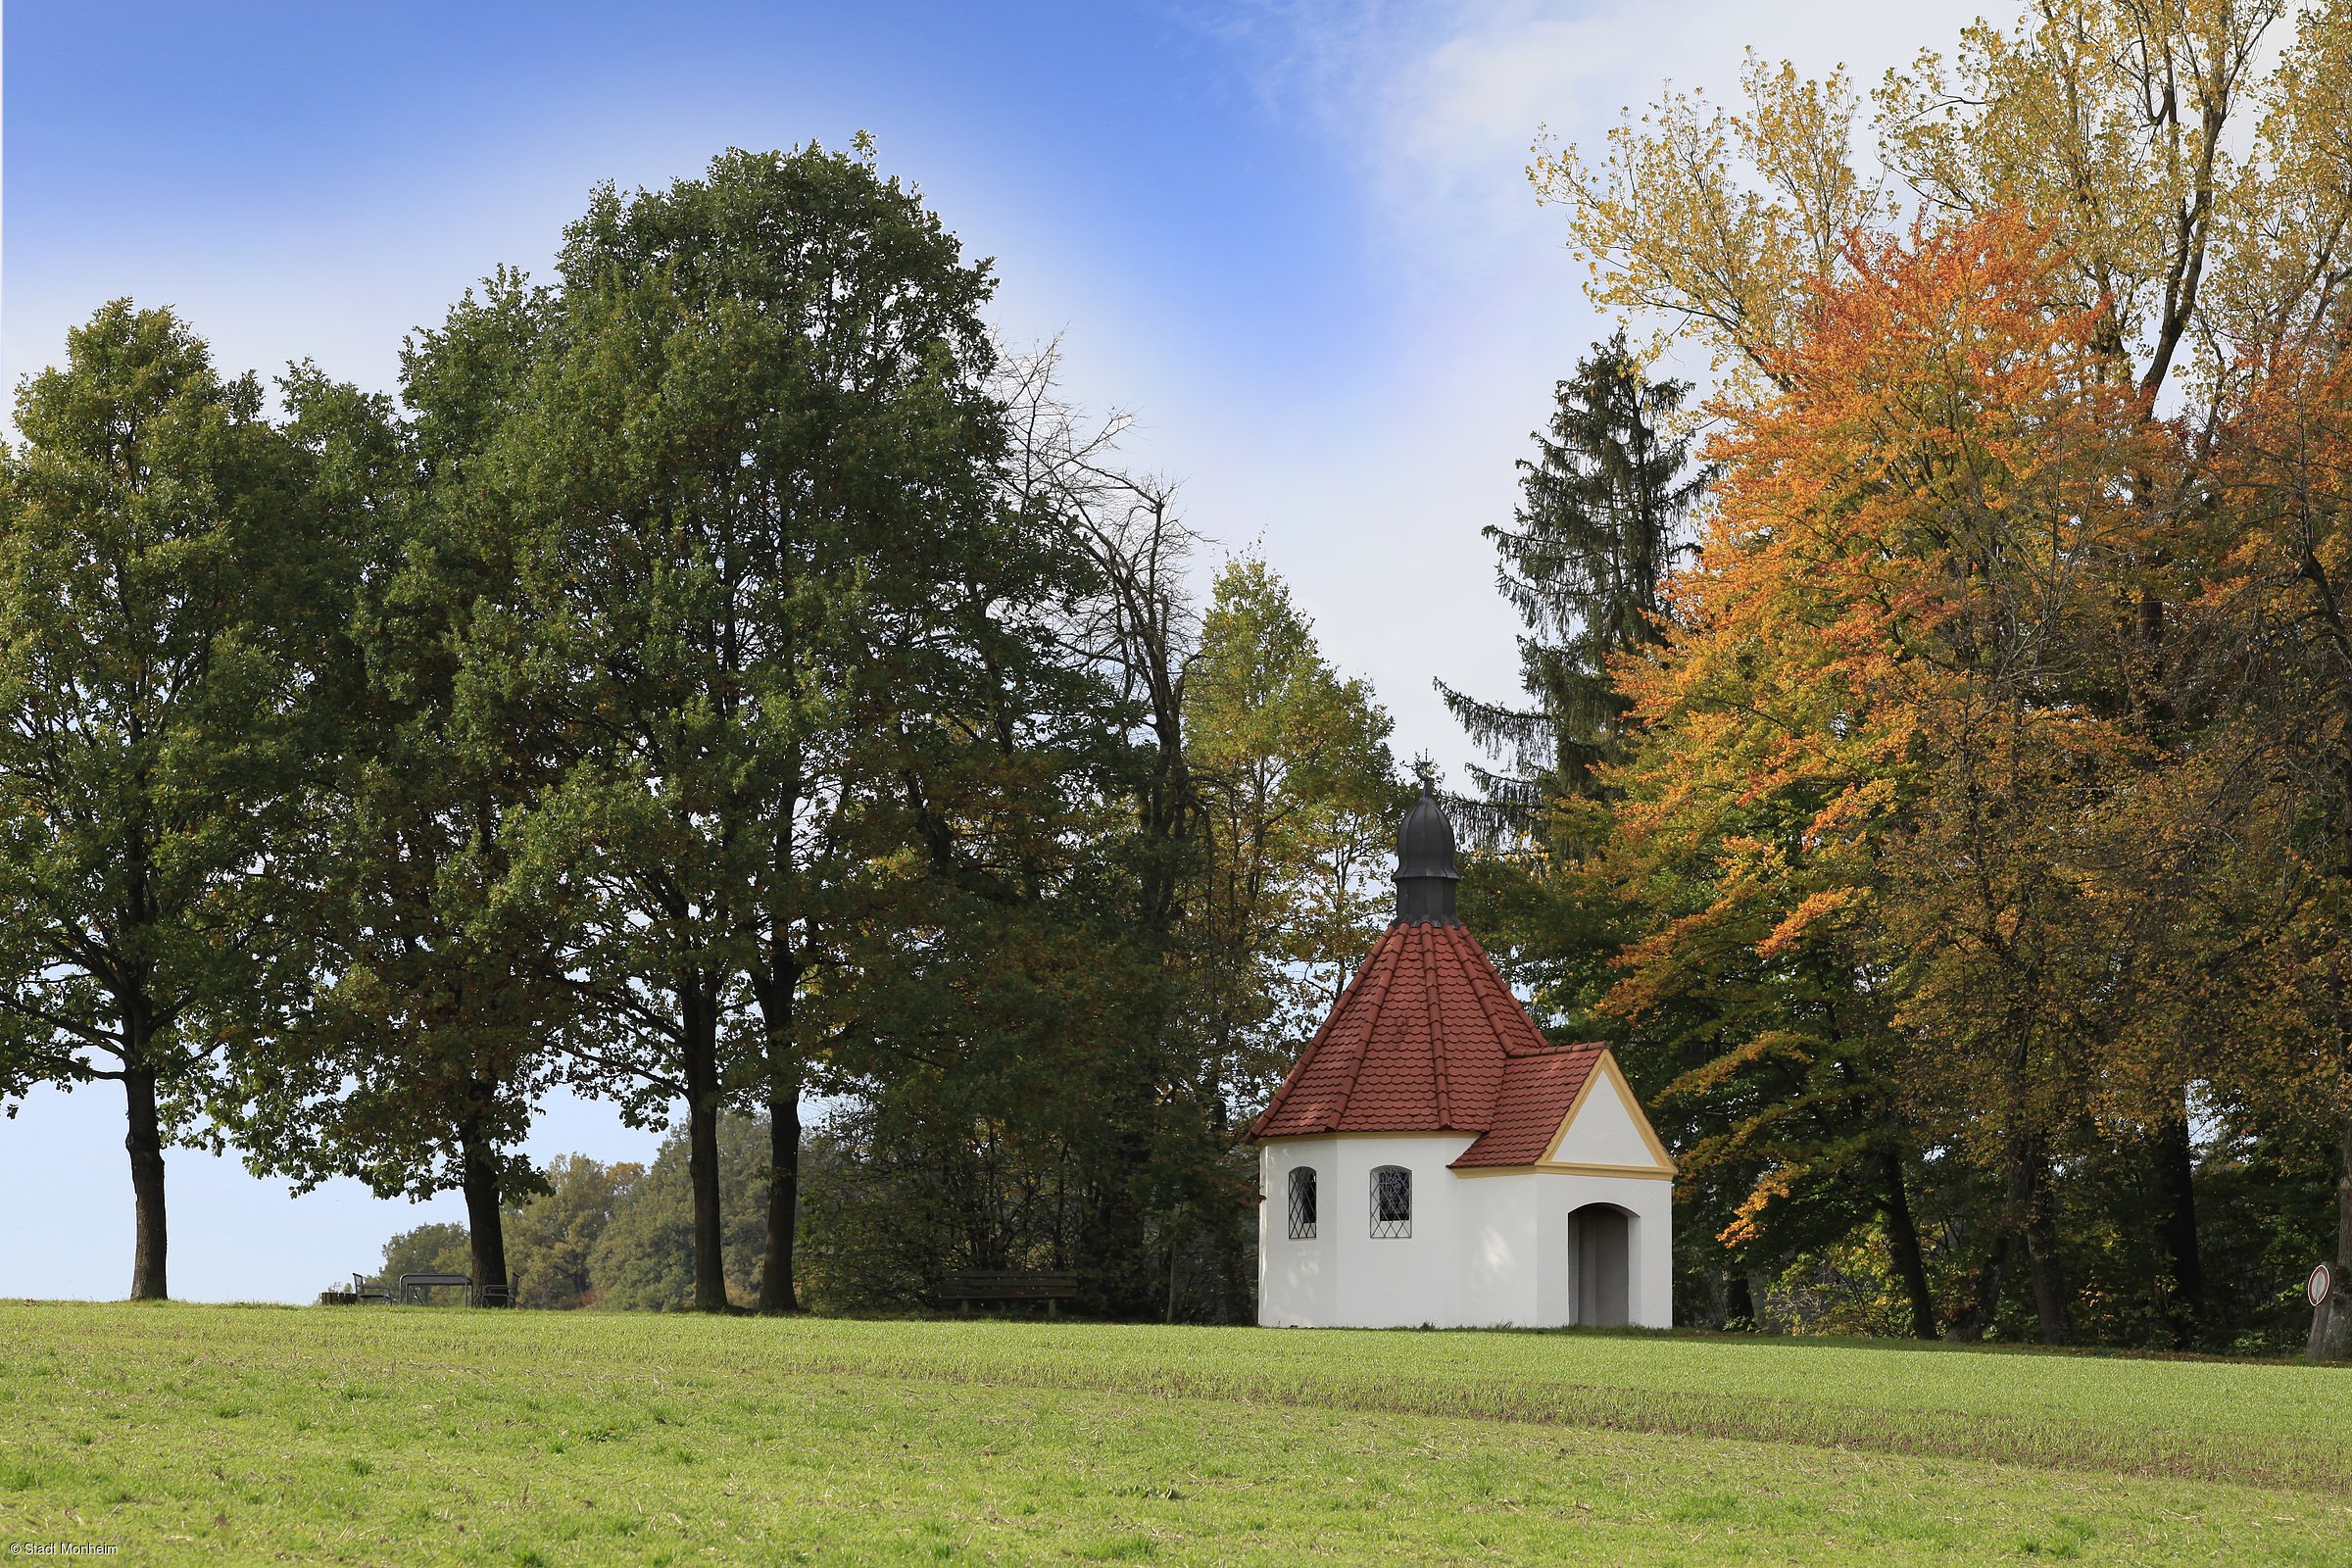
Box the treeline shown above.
[372,1107,1279,1313]
[0,142,1400,1316]
[1449,0,2352,1354]
[20,2,2352,1356]
[372,1126,752,1311]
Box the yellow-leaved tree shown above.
[1531,0,2352,1351]
[1537,0,2349,413]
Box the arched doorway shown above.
[1569,1203,1632,1326]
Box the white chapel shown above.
[1250,778,1676,1330]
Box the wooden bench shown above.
[326,1273,394,1304]
[323,1273,510,1306]
[933,1270,1078,1316]
[398,1271,471,1304]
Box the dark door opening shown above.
[1570,1204,1631,1326]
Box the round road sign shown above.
[2310,1261,2336,1309]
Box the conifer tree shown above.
[1441,333,1705,845]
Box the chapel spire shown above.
[1395,760,1459,925]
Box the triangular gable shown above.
[1539,1051,1676,1177]
[1446,1045,1677,1178]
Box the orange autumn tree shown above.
[1593,212,2208,1342]
[2188,339,2352,1359]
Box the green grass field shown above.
[2,1304,2347,1565]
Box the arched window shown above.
[1369,1165,1412,1239]
[1287,1167,1318,1240]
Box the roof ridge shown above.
[1421,926,1449,1126]
[1439,925,1508,1117]
[1448,926,1547,1057]
[1502,1037,1605,1058]
[1447,1044,1611,1168]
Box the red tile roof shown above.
[1450,1045,1607,1167]
[1250,920,1607,1169]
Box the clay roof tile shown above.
[1251,920,1606,1164]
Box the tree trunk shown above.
[1959,1144,2037,1341]
[1958,1232,2015,1343]
[759,1055,802,1315]
[682,983,728,1313]
[459,1111,511,1306]
[1214,1220,1250,1326]
[2314,652,2352,1360]
[750,948,804,1316]
[1079,1155,1154,1318]
[2308,1115,2352,1361]
[122,1061,169,1301]
[2026,1170,2071,1347]
[2154,1108,2205,1349]
[1205,1096,1250,1326]
[1724,1270,1756,1331]
[1876,1147,1938,1340]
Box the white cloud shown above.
[1169,0,1995,791]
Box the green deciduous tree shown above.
[220,272,567,1302]
[503,1152,646,1308]
[800,353,1185,1318]
[377,1221,473,1294]
[807,369,1404,1322]
[478,144,1033,1313]
[1182,555,1396,1316]
[0,302,342,1299]
[587,1115,772,1311]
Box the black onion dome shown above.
[1395,776,1460,925]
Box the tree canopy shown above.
[1490,0,2352,1354]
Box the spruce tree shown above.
[1441,333,1706,846]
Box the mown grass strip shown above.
[590,1338,2352,1494]
[10,1304,2345,1494]
[5,1306,2352,1567]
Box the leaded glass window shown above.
[1287,1167,1318,1240]
[1370,1165,1412,1239]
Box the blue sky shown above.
[1,0,1984,1299]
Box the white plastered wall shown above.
[1257,1135,1342,1327]
[1549,1062,1665,1169]
[1258,1114,1676,1329]
[1528,1170,1674,1329]
[1261,1134,1488,1328]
